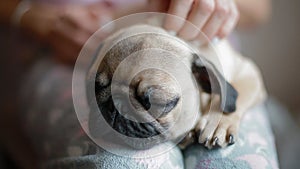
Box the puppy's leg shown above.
[195,94,241,149]
[178,92,210,149]
[195,58,266,149]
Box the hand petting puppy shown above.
[163,0,240,42]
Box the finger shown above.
[56,16,91,47]
[63,6,100,34]
[73,15,100,34]
[217,1,239,39]
[201,0,230,40]
[50,21,90,62]
[164,0,194,32]
[88,3,115,32]
[178,0,215,40]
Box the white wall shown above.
[237,0,300,116]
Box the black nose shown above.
[136,85,180,118]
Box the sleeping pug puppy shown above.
[87,24,266,149]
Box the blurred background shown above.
[238,1,300,166]
[238,0,300,121]
[0,0,300,168]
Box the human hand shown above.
[21,2,113,64]
[163,0,240,43]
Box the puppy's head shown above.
[87,25,237,149]
[90,33,185,147]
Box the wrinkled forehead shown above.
[103,25,194,57]
[89,25,198,75]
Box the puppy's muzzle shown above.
[131,69,181,120]
[136,84,180,118]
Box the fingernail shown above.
[212,137,218,146]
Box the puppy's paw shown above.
[195,111,240,149]
[178,131,196,149]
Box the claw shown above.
[212,137,218,147]
[204,138,209,146]
[228,134,235,145]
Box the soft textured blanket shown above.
[21,59,279,169]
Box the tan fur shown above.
[91,24,266,149]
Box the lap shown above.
[46,146,184,169]
[183,105,279,169]
[21,59,279,169]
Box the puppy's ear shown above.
[192,54,238,113]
